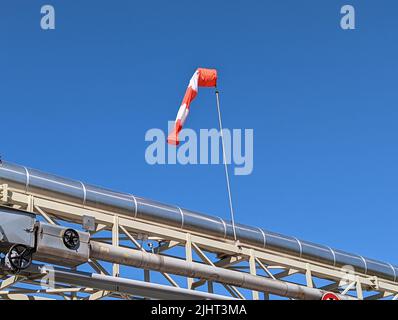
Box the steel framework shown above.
[0,165,397,300]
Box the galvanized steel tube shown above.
[90,241,353,300]
[0,262,236,300]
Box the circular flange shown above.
[62,229,80,250]
[6,244,33,272]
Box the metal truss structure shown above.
[0,181,397,301]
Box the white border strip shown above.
[131,194,138,219]
[177,206,184,230]
[79,181,87,207]
[257,227,267,248]
[23,166,30,194]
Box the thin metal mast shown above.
[215,89,237,242]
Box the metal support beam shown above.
[186,233,193,290]
[249,250,259,300]
[112,215,120,277]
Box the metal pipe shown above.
[0,161,397,282]
[0,262,236,300]
[90,241,353,300]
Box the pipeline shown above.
[0,206,350,300]
[0,262,236,300]
[90,241,353,300]
[0,161,397,283]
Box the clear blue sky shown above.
[1,0,398,268]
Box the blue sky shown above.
[1,0,398,270]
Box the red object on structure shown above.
[321,292,340,300]
[167,68,218,145]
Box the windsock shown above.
[167,68,218,145]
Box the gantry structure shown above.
[0,161,397,300]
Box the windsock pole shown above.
[215,89,237,242]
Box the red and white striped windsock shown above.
[167,68,218,145]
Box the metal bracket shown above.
[1,184,9,203]
[369,276,380,290]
